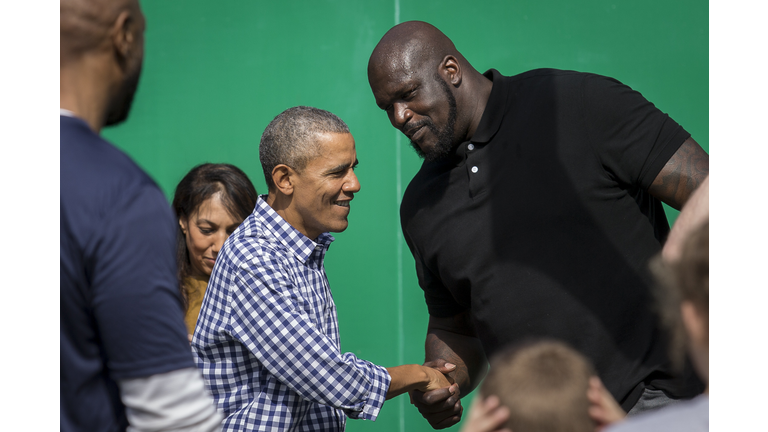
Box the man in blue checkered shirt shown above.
[192,106,454,431]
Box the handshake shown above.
[386,359,464,429]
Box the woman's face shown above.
[179,193,241,279]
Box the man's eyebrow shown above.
[377,82,415,109]
[324,159,359,174]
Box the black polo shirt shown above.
[400,69,703,409]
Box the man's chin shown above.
[329,221,349,234]
[104,64,142,127]
[409,139,428,159]
[412,140,455,162]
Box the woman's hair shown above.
[172,163,258,307]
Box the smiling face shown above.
[287,132,360,240]
[369,62,458,161]
[179,192,241,279]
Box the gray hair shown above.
[259,106,350,191]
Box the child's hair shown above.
[480,340,596,432]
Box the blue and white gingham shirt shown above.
[192,196,391,431]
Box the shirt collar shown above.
[253,195,334,263]
[447,69,508,162]
[60,108,77,118]
[469,69,509,144]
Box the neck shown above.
[460,69,493,142]
[265,191,318,241]
[60,55,115,134]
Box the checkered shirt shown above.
[192,196,390,431]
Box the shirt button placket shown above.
[467,142,483,197]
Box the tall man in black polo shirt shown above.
[367,21,708,429]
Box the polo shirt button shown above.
[467,143,475,151]
[471,166,479,173]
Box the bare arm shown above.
[410,312,488,429]
[426,313,489,394]
[648,137,709,210]
[662,175,709,262]
[386,364,454,400]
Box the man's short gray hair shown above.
[259,106,351,191]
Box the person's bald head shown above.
[60,0,146,128]
[61,0,143,64]
[367,22,489,161]
[368,21,466,79]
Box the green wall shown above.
[103,1,707,430]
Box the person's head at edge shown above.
[367,21,492,162]
[260,106,361,241]
[60,0,146,132]
[651,220,709,391]
[172,164,258,306]
[480,340,597,432]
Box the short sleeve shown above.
[403,227,467,318]
[89,184,194,380]
[579,74,690,190]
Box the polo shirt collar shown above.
[253,195,334,264]
[470,69,509,144]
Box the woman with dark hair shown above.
[173,163,258,335]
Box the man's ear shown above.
[440,55,462,86]
[272,164,295,196]
[111,10,135,65]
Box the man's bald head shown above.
[60,0,142,64]
[368,21,467,79]
[60,0,146,129]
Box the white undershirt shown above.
[118,367,223,432]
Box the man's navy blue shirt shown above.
[60,115,193,432]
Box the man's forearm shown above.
[426,328,488,395]
[386,364,453,400]
[386,364,430,399]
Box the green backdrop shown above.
[103,1,707,430]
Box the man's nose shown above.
[344,170,361,194]
[391,103,412,129]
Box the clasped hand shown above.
[410,360,464,429]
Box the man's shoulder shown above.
[219,217,294,274]
[497,68,622,95]
[60,116,173,253]
[504,68,609,81]
[61,116,160,202]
